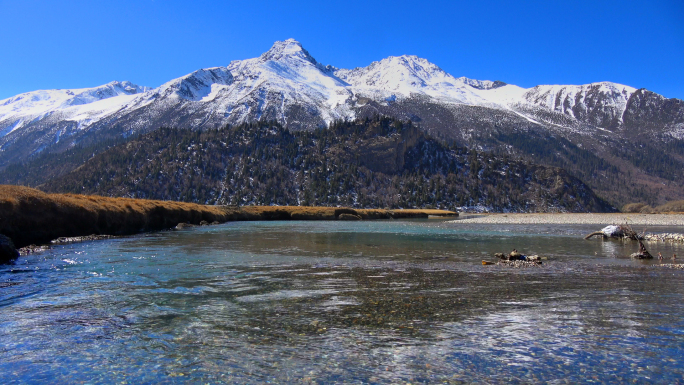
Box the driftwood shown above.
[631,240,653,259]
[622,225,644,241]
[584,231,607,239]
[584,224,642,240]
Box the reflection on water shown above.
[1,220,684,383]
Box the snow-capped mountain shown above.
[334,54,517,106]
[0,38,683,206]
[2,38,680,158]
[0,81,148,135]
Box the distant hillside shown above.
[37,118,614,213]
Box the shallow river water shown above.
[2,219,684,384]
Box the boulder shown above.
[0,234,19,264]
[494,251,546,263]
[338,213,362,220]
[175,222,196,230]
[509,250,523,260]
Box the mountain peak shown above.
[260,38,317,64]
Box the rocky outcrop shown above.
[623,89,684,133]
[0,234,19,263]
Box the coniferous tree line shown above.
[36,117,614,212]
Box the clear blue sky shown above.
[0,0,682,100]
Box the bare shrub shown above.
[655,200,684,213]
[622,202,649,213]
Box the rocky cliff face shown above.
[622,89,684,137]
[522,82,635,130]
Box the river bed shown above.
[2,219,684,383]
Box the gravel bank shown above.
[451,213,684,226]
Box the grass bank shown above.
[0,185,457,249]
[451,213,684,225]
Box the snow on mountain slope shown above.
[111,39,355,129]
[0,38,645,140]
[334,55,499,106]
[0,81,149,135]
[217,39,354,123]
[0,38,679,165]
[157,67,235,102]
[521,82,636,129]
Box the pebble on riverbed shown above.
[51,234,115,244]
[643,233,684,243]
[652,264,684,269]
[496,260,544,268]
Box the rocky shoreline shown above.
[452,213,684,226]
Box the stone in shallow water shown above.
[51,234,114,244]
[496,260,543,268]
[17,244,51,256]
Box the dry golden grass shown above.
[654,200,684,214]
[0,185,457,248]
[0,185,230,248]
[239,206,457,220]
[622,201,684,214]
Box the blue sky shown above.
[0,0,682,100]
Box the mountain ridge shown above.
[0,39,682,207]
[6,38,677,147]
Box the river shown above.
[2,219,684,383]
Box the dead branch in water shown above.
[584,231,607,240]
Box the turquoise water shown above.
[2,219,684,383]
